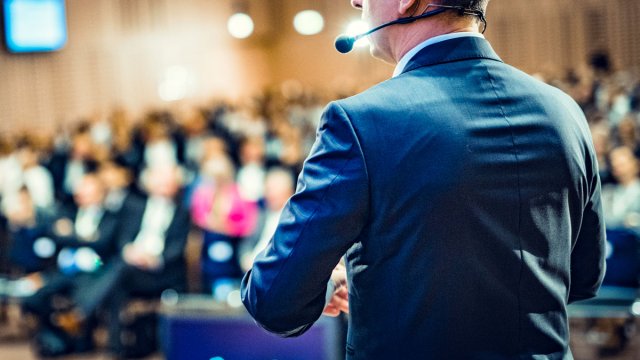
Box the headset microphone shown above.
[334,5,486,54]
[334,34,359,54]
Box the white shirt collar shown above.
[392,32,485,78]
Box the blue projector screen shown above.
[3,0,67,53]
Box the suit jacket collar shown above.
[401,36,503,75]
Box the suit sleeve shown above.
[115,199,146,251]
[86,215,119,259]
[569,152,607,304]
[241,102,369,337]
[52,230,84,249]
[49,211,112,256]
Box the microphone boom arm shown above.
[335,4,487,54]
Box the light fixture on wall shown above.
[228,13,254,39]
[293,10,324,36]
[293,1,326,36]
[228,0,254,39]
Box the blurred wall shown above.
[487,0,640,76]
[0,0,275,133]
[0,0,639,134]
[267,0,393,95]
[268,0,640,87]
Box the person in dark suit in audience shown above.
[83,164,190,355]
[98,158,145,215]
[22,172,121,356]
[47,126,97,206]
[242,0,606,358]
[5,187,56,275]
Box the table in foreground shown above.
[158,294,342,360]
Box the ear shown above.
[398,0,419,16]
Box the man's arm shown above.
[569,163,606,303]
[241,102,369,337]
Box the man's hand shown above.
[123,244,161,270]
[323,262,349,317]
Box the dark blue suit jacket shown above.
[241,37,606,359]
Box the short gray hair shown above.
[434,0,490,14]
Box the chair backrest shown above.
[603,228,640,288]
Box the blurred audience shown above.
[1,63,640,356]
[601,146,640,232]
[22,173,121,356]
[85,165,190,355]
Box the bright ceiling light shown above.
[293,10,324,36]
[228,13,254,39]
[346,19,370,48]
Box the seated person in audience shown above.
[181,109,210,173]
[2,136,55,217]
[21,173,121,356]
[97,158,144,214]
[108,109,143,173]
[82,165,190,355]
[237,136,267,203]
[140,113,183,169]
[272,120,305,173]
[190,155,256,296]
[202,105,239,162]
[615,116,640,156]
[591,124,614,185]
[47,125,98,206]
[5,188,56,275]
[601,146,640,231]
[239,167,295,272]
